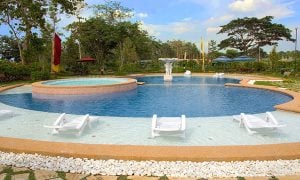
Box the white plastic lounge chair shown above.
[151,114,186,138]
[0,110,13,119]
[213,73,224,78]
[233,112,286,134]
[184,70,191,77]
[44,113,90,136]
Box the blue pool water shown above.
[42,78,129,86]
[0,76,292,117]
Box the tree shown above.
[207,40,219,61]
[92,0,133,24]
[61,36,80,68]
[0,0,84,64]
[226,49,240,58]
[218,16,294,55]
[208,40,217,52]
[167,40,199,59]
[158,42,176,58]
[248,47,267,60]
[0,35,20,61]
[269,46,280,71]
[116,37,139,70]
[75,17,118,71]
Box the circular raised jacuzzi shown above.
[32,78,137,95]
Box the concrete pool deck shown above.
[0,74,300,162]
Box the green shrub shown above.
[114,70,127,76]
[121,63,142,73]
[68,63,89,75]
[31,71,50,81]
[172,66,185,73]
[0,60,31,82]
[252,61,268,72]
[143,60,163,73]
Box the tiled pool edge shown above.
[0,84,26,92]
[1,75,300,162]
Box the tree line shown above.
[0,0,298,80]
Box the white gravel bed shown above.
[0,151,300,178]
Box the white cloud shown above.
[170,20,198,34]
[206,27,221,33]
[228,0,294,19]
[220,14,234,21]
[182,17,192,21]
[140,18,200,37]
[229,0,257,12]
[136,12,148,18]
[203,14,234,27]
[177,0,225,8]
[139,21,161,37]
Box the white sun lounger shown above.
[213,73,224,78]
[151,114,186,138]
[233,112,286,134]
[0,110,14,119]
[44,113,90,136]
[184,70,191,77]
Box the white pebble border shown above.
[0,151,300,178]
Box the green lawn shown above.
[254,79,300,92]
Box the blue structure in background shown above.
[213,55,256,63]
[212,56,233,63]
[232,56,256,62]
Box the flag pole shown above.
[51,11,56,74]
[51,9,61,74]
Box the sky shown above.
[0,0,300,52]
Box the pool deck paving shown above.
[1,74,300,178]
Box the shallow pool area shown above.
[0,91,300,146]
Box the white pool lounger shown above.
[44,113,90,136]
[213,73,224,78]
[233,112,286,134]
[151,114,186,138]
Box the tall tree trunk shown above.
[119,42,124,71]
[18,43,25,64]
[258,46,261,62]
[20,2,31,64]
[22,33,31,64]
[5,14,25,64]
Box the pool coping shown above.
[1,74,300,162]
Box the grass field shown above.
[254,78,300,92]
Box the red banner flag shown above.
[53,33,61,65]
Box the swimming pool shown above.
[0,76,299,146]
[0,76,292,117]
